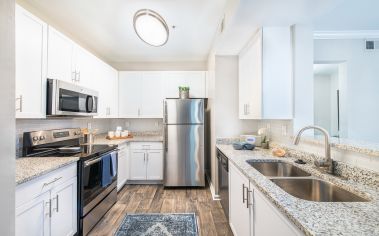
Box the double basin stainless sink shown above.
[246,160,368,202]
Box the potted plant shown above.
[179,86,190,99]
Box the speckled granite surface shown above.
[216,144,379,236]
[16,157,79,185]
[92,133,163,146]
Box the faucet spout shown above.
[293,125,333,174]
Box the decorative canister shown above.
[179,86,190,99]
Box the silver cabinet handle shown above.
[16,95,23,112]
[52,194,59,212]
[143,152,146,163]
[45,201,51,217]
[43,177,62,188]
[77,71,81,82]
[247,189,253,208]
[72,71,76,82]
[48,199,52,217]
[56,194,59,212]
[242,184,248,203]
[146,152,149,162]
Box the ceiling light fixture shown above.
[133,9,169,47]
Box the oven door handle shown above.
[84,157,102,167]
[84,149,117,167]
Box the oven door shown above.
[80,150,117,216]
[47,79,98,116]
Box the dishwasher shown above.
[217,149,229,219]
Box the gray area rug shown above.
[115,213,198,236]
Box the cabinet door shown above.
[118,72,142,118]
[140,72,164,118]
[129,151,146,180]
[15,5,47,118]
[74,46,97,89]
[252,184,302,236]
[47,26,74,83]
[15,191,50,236]
[146,150,163,180]
[117,146,129,191]
[164,71,206,98]
[229,163,251,236]
[239,30,263,119]
[50,177,77,236]
[184,71,206,98]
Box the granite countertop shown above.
[216,144,379,236]
[16,157,79,186]
[92,133,164,146]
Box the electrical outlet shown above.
[155,121,159,128]
[87,122,92,130]
[281,125,287,136]
[125,121,130,128]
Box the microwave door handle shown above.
[86,96,94,113]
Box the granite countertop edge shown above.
[93,133,164,145]
[216,144,379,236]
[16,157,79,186]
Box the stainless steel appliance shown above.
[217,149,229,219]
[163,98,206,187]
[47,79,98,116]
[22,128,118,236]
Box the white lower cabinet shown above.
[229,162,303,236]
[16,191,50,236]
[229,163,251,236]
[117,143,129,191]
[16,163,77,236]
[129,142,163,181]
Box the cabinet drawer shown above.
[16,162,77,208]
[130,142,163,150]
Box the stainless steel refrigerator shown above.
[163,98,206,187]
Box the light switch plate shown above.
[125,121,130,128]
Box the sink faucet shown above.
[293,125,334,175]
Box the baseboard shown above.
[207,175,220,200]
[127,180,163,185]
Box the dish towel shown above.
[101,154,112,187]
[110,151,117,177]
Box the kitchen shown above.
[1,0,379,235]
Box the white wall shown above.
[314,75,332,132]
[314,39,379,142]
[292,25,314,134]
[111,61,207,71]
[0,0,15,234]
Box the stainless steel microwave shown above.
[47,79,98,116]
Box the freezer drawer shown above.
[164,99,204,124]
[164,124,205,186]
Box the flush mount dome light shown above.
[133,9,169,47]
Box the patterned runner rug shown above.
[115,213,198,236]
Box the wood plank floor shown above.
[89,184,233,236]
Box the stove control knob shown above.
[32,136,39,142]
[39,136,46,141]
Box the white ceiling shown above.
[313,0,379,31]
[215,0,345,55]
[20,0,228,64]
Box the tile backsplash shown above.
[16,118,163,157]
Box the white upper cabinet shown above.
[15,5,47,118]
[164,71,207,98]
[47,26,75,83]
[140,72,164,118]
[239,27,293,119]
[119,71,163,118]
[119,72,143,118]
